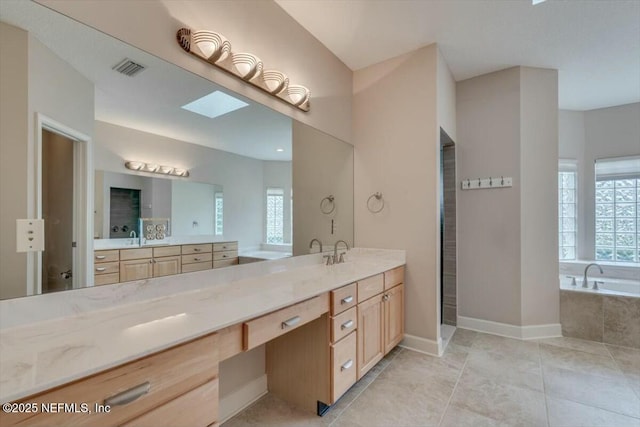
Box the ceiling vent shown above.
[112,58,146,77]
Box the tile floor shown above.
[222,329,640,427]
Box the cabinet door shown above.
[153,256,181,277]
[384,284,404,354]
[120,259,153,282]
[357,294,384,380]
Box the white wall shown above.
[37,0,353,143]
[171,181,215,236]
[293,122,354,256]
[559,103,640,260]
[519,67,559,326]
[0,23,29,299]
[0,23,95,299]
[457,66,560,328]
[353,44,440,351]
[263,161,292,245]
[457,67,523,325]
[94,121,265,250]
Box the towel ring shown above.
[367,192,385,213]
[320,195,335,214]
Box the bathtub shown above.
[560,275,640,298]
[560,274,640,348]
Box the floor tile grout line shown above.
[328,347,404,427]
[435,346,470,427]
[538,341,552,427]
[544,389,640,421]
[604,343,640,402]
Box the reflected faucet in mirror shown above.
[309,238,323,254]
[333,240,350,264]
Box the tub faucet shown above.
[309,238,323,254]
[582,263,603,289]
[333,240,350,264]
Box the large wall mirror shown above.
[0,1,353,300]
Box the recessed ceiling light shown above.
[181,90,249,119]
[532,0,547,5]
[276,148,284,152]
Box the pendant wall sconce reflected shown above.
[125,161,189,178]
[177,28,310,112]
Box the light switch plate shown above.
[16,219,44,252]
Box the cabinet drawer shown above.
[94,261,119,275]
[1,334,219,427]
[331,283,357,315]
[182,253,213,265]
[122,379,218,427]
[357,274,384,303]
[331,306,357,343]
[153,245,181,257]
[182,244,212,255]
[213,242,237,252]
[331,331,357,403]
[384,266,405,290]
[95,250,119,263]
[95,272,119,286]
[218,324,243,361]
[181,261,212,273]
[213,259,238,269]
[243,293,329,350]
[120,248,153,261]
[213,250,237,261]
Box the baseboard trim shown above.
[457,316,562,340]
[400,334,442,356]
[219,374,268,423]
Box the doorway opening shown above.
[33,114,92,295]
[440,128,457,329]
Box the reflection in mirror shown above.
[94,171,223,242]
[0,1,354,300]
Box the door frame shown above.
[30,113,93,295]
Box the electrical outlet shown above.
[16,219,44,252]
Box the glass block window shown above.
[558,168,577,260]
[266,187,284,244]
[595,157,639,263]
[214,192,223,236]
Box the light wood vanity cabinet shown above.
[1,334,220,427]
[94,241,238,284]
[357,267,405,380]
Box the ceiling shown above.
[0,1,292,161]
[276,0,640,111]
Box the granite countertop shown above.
[0,248,405,403]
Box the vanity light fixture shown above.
[125,161,189,177]
[177,28,310,112]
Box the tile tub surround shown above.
[222,331,640,427]
[561,289,640,348]
[0,248,405,403]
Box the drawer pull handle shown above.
[341,296,353,305]
[104,382,150,406]
[223,254,227,258]
[341,320,354,330]
[194,257,201,261]
[382,294,390,302]
[341,359,353,371]
[281,316,301,329]
[194,248,201,252]
[96,255,106,260]
[95,267,106,272]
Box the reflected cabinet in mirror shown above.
[0,1,353,300]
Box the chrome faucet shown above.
[333,240,350,264]
[309,238,323,254]
[582,263,603,288]
[129,230,137,244]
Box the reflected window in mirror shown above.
[215,192,224,236]
[266,188,285,244]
